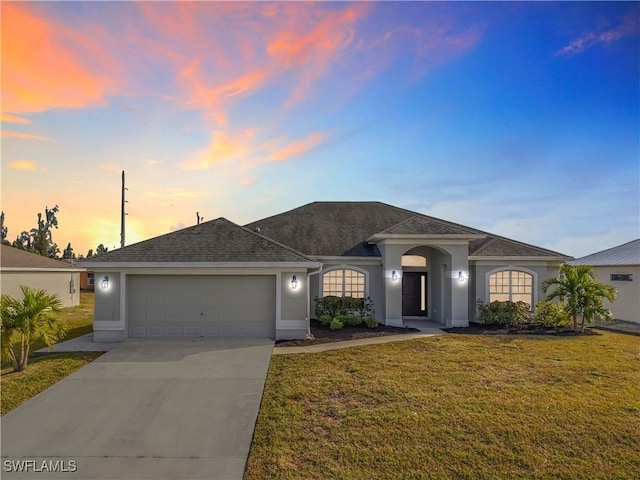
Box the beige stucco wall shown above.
[592,266,639,324]
[1,270,81,307]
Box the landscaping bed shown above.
[444,322,601,336]
[276,319,420,347]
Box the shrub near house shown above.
[314,296,377,329]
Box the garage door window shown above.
[322,269,365,298]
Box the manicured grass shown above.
[245,331,640,479]
[1,352,102,415]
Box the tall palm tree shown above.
[1,286,67,372]
[542,264,617,333]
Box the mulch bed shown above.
[275,320,420,347]
[444,322,601,336]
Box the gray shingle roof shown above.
[468,237,568,258]
[83,218,315,263]
[0,244,82,269]
[376,215,480,236]
[572,239,640,266]
[246,201,568,259]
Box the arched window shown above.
[488,270,534,306]
[322,268,366,298]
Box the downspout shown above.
[306,264,324,339]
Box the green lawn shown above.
[1,292,98,415]
[245,331,640,479]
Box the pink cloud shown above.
[266,132,327,163]
[1,131,54,142]
[1,113,30,124]
[8,160,46,172]
[557,11,639,55]
[1,3,119,116]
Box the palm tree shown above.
[1,286,67,372]
[542,264,617,333]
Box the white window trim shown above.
[485,266,537,306]
[319,265,370,298]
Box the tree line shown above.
[1,207,109,260]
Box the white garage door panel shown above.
[128,275,275,338]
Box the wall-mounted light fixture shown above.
[100,276,110,289]
[458,271,465,283]
[291,274,298,290]
[391,270,398,282]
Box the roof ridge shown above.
[237,222,316,262]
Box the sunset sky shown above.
[1,1,638,258]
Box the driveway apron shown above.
[1,339,274,480]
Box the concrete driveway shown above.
[1,339,274,480]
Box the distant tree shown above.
[62,242,75,260]
[0,286,67,372]
[12,231,32,251]
[0,211,8,245]
[9,205,60,257]
[86,249,94,258]
[30,205,60,258]
[542,264,617,333]
[95,244,109,255]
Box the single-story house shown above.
[572,239,639,324]
[81,201,571,342]
[0,244,83,307]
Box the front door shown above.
[402,272,427,316]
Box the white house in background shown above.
[573,239,640,324]
[0,244,83,307]
[81,202,571,342]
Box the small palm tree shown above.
[542,264,617,333]
[1,286,67,372]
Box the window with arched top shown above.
[488,270,534,306]
[322,268,366,298]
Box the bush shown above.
[477,300,530,326]
[329,318,344,330]
[533,301,572,327]
[335,315,362,327]
[364,316,378,328]
[314,296,376,331]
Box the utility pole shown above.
[120,170,127,249]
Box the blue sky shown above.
[2,1,638,258]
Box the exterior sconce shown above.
[100,276,110,289]
[458,271,465,282]
[291,275,298,290]
[392,270,398,282]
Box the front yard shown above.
[246,331,640,479]
[1,292,98,415]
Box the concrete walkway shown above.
[2,339,274,480]
[593,320,640,336]
[272,331,444,355]
[34,333,120,354]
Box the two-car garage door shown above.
[128,275,275,338]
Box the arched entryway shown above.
[401,245,452,324]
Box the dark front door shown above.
[402,272,427,316]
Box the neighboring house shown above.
[0,244,83,307]
[80,270,95,291]
[81,202,571,342]
[572,239,640,324]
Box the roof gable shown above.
[84,218,314,264]
[0,245,81,269]
[375,215,481,236]
[573,239,640,266]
